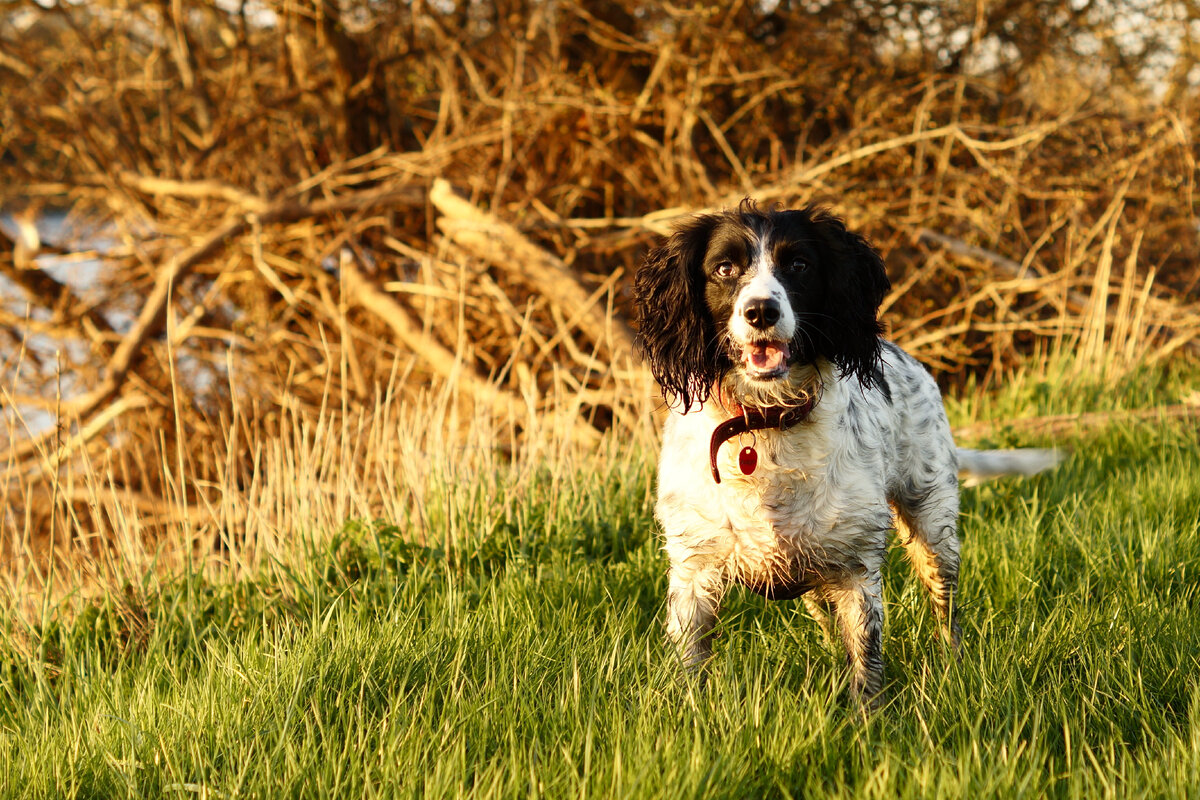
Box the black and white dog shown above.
[634,201,1059,701]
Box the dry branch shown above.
[917,228,1200,358]
[429,180,640,367]
[2,393,152,470]
[3,182,426,469]
[116,172,271,213]
[340,254,526,421]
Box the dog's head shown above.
[633,202,890,409]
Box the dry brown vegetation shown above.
[1,1,1198,593]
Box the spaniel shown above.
[633,202,1060,702]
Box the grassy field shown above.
[2,362,1199,799]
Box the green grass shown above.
[3,365,1200,799]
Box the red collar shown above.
[708,397,815,484]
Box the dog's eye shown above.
[714,261,736,278]
[788,258,809,272]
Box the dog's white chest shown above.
[655,404,882,585]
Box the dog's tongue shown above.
[744,341,790,372]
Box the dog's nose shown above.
[743,298,780,329]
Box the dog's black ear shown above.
[633,215,722,409]
[810,210,890,387]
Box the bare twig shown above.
[429,180,640,365]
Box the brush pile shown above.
[1,1,1198,559]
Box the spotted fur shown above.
[635,203,1060,703]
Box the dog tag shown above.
[739,446,758,475]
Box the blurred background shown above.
[1,0,1197,594]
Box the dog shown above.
[633,201,1060,701]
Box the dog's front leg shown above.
[827,570,885,703]
[665,558,725,670]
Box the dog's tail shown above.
[956,448,1066,487]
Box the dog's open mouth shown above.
[741,340,791,379]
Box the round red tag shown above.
[739,446,758,475]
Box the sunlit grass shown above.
[2,361,1198,798]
